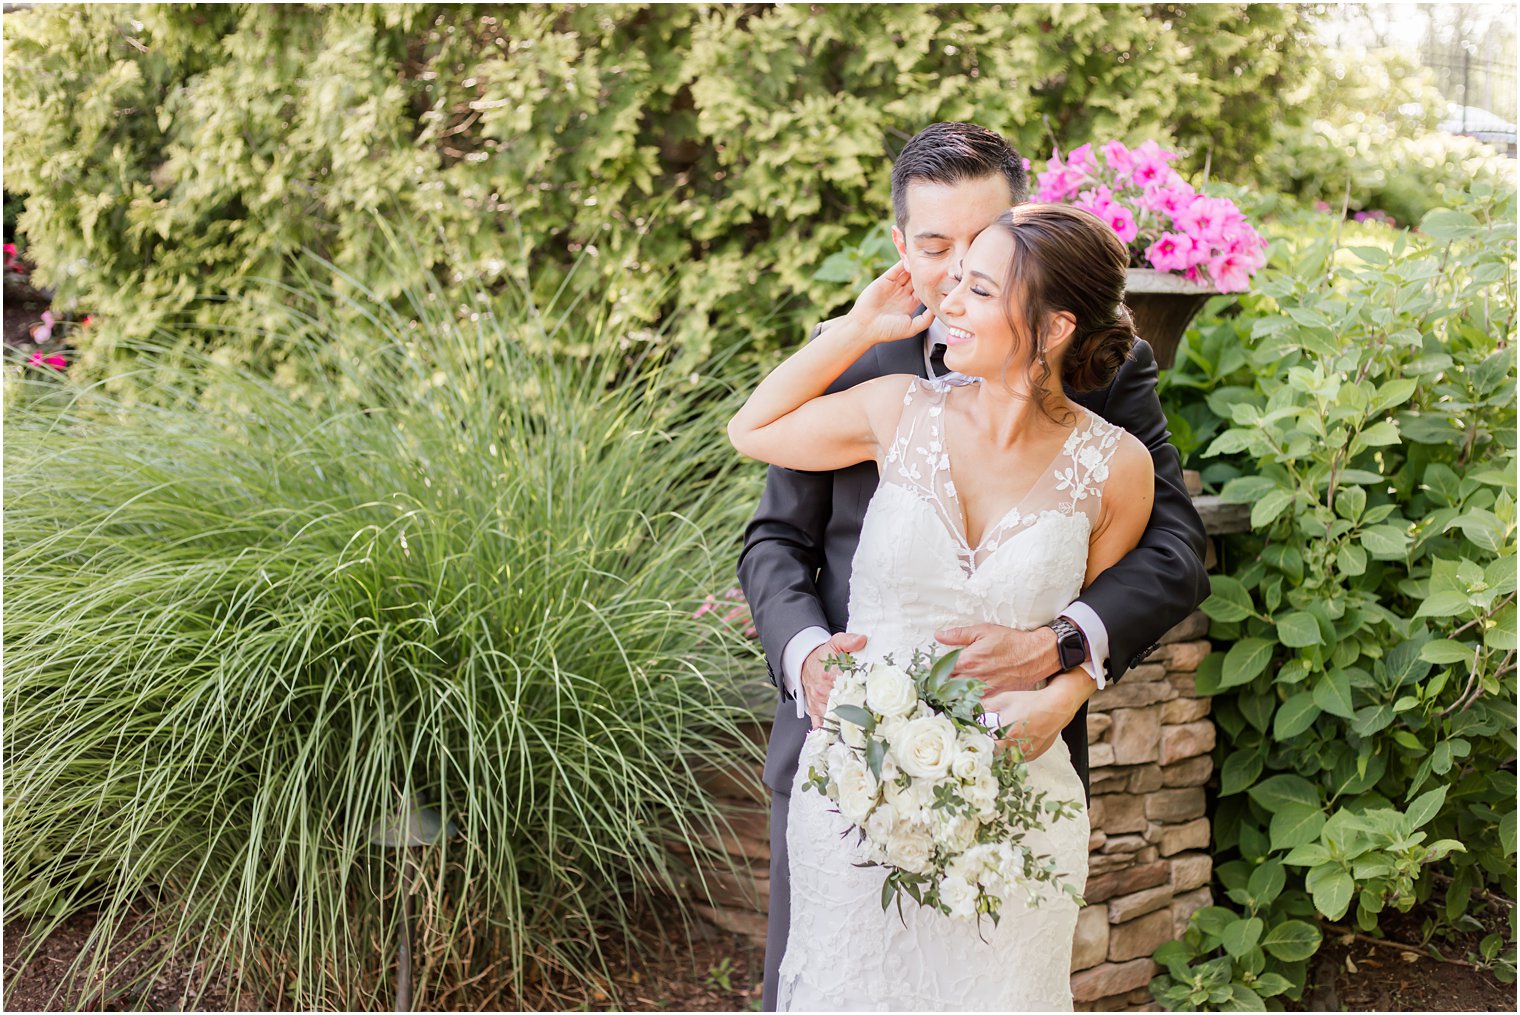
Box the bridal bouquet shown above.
[1031,139,1266,292]
[801,648,1084,925]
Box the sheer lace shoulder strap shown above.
[880,376,952,490]
[1053,408,1126,519]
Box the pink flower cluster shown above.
[693,586,757,639]
[1032,140,1266,293]
[3,242,25,274]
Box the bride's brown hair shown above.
[993,203,1136,422]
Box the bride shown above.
[728,202,1155,1011]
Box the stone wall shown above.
[1072,608,1215,1012]
[677,609,1216,1012]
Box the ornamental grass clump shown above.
[3,261,762,1010]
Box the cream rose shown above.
[835,757,878,825]
[891,715,959,780]
[937,873,979,920]
[964,769,1000,819]
[864,799,897,842]
[885,821,933,873]
[951,733,993,782]
[934,811,978,853]
[865,663,918,718]
[828,679,870,749]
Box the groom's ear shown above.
[891,226,908,260]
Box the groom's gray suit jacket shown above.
[738,331,1210,803]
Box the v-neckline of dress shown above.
[933,382,1092,558]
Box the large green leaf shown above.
[1269,802,1326,849]
[1249,773,1320,811]
[1306,865,1355,920]
[1260,919,1322,961]
[1222,916,1265,957]
[1204,574,1257,623]
[1277,611,1322,647]
[1273,692,1320,739]
[1311,669,1356,719]
[1220,638,1275,689]
[1405,785,1448,829]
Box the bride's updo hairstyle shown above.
[994,203,1137,411]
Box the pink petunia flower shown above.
[1065,143,1096,174]
[1206,251,1253,293]
[1139,180,1196,220]
[1145,232,1198,273]
[1104,204,1139,245]
[1100,140,1135,181]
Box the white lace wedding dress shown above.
[777,374,1124,1012]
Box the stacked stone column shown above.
[676,612,1216,1012]
[1069,609,1215,1011]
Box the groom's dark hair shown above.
[890,122,1027,228]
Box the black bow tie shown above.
[929,341,948,379]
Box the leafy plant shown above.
[1151,181,1517,1008]
[2,252,764,1009]
[1,3,1321,383]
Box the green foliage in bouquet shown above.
[2,254,763,1009]
[1150,182,1517,1008]
[2,3,1318,382]
[803,648,1084,927]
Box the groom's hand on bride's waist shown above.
[933,623,1059,695]
[801,632,868,730]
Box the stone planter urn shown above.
[1124,268,1220,371]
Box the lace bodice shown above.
[849,375,1123,666]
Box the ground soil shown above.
[3,895,763,1013]
[1290,895,1515,1013]
[3,264,53,355]
[9,890,1515,1012]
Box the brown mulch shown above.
[3,904,255,1012]
[1290,896,1516,1012]
[3,895,762,1012]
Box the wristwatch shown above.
[1047,616,1088,672]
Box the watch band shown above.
[1048,616,1088,672]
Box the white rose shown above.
[864,800,897,843]
[865,663,918,718]
[951,734,993,782]
[938,873,979,920]
[892,715,959,780]
[877,714,909,749]
[964,769,1000,819]
[835,757,878,825]
[828,680,870,749]
[885,821,933,873]
[934,811,978,853]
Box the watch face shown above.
[1057,625,1085,669]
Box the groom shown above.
[738,122,1211,1010]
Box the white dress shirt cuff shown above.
[1059,602,1110,690]
[782,626,832,720]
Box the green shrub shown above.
[1246,47,1517,226]
[1,2,1320,382]
[1151,182,1518,1008]
[2,257,763,1009]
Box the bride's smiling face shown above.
[937,226,1024,379]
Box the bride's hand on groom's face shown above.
[843,261,935,345]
